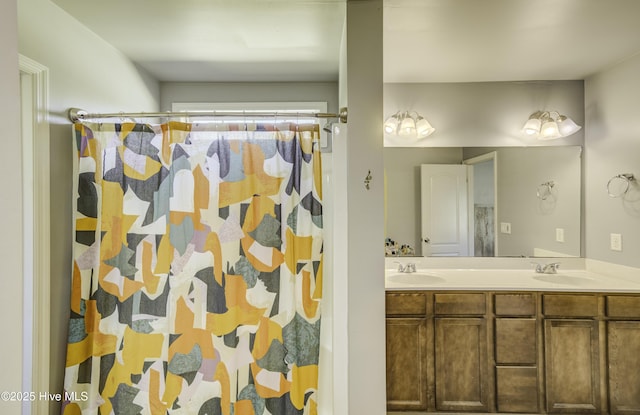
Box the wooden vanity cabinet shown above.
[385,292,428,411]
[386,290,640,414]
[606,296,640,415]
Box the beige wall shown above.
[0,0,24,413]
[585,53,640,268]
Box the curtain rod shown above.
[68,107,348,123]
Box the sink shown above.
[387,273,445,285]
[533,274,595,286]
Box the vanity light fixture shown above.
[522,110,581,140]
[384,111,435,139]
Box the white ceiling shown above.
[385,0,640,83]
[51,0,347,82]
[52,0,640,83]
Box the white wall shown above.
[0,0,24,413]
[161,82,339,114]
[384,81,585,147]
[18,0,160,412]
[585,53,640,268]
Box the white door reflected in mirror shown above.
[420,164,470,256]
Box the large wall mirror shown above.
[384,146,582,258]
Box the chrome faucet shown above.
[533,262,561,274]
[395,262,417,273]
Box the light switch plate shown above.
[610,233,623,251]
[500,222,511,234]
[556,228,565,243]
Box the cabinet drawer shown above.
[386,292,427,316]
[495,318,537,364]
[434,293,485,315]
[543,294,598,317]
[495,293,536,316]
[496,366,539,413]
[606,295,640,318]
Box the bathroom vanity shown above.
[385,267,640,414]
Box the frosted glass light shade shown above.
[522,118,541,135]
[540,120,561,140]
[399,116,416,136]
[557,115,582,137]
[384,115,400,134]
[415,116,435,138]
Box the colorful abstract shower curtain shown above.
[62,121,323,415]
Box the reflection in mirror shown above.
[384,146,582,258]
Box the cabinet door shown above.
[435,317,489,412]
[544,319,600,413]
[608,321,640,414]
[386,317,428,411]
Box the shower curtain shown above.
[62,121,323,415]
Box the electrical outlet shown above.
[610,233,623,251]
[556,228,565,243]
[500,222,511,234]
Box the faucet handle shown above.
[394,261,406,272]
[531,262,543,273]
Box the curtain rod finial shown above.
[68,108,88,122]
[339,107,348,123]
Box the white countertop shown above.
[384,258,640,292]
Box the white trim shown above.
[19,55,50,415]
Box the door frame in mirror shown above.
[464,151,498,256]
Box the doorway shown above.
[464,151,498,257]
[20,55,50,415]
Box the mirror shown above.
[384,146,582,257]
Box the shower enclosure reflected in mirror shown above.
[384,146,582,257]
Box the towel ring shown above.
[607,173,635,198]
[536,181,555,200]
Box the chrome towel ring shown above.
[607,173,635,198]
[536,181,555,200]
